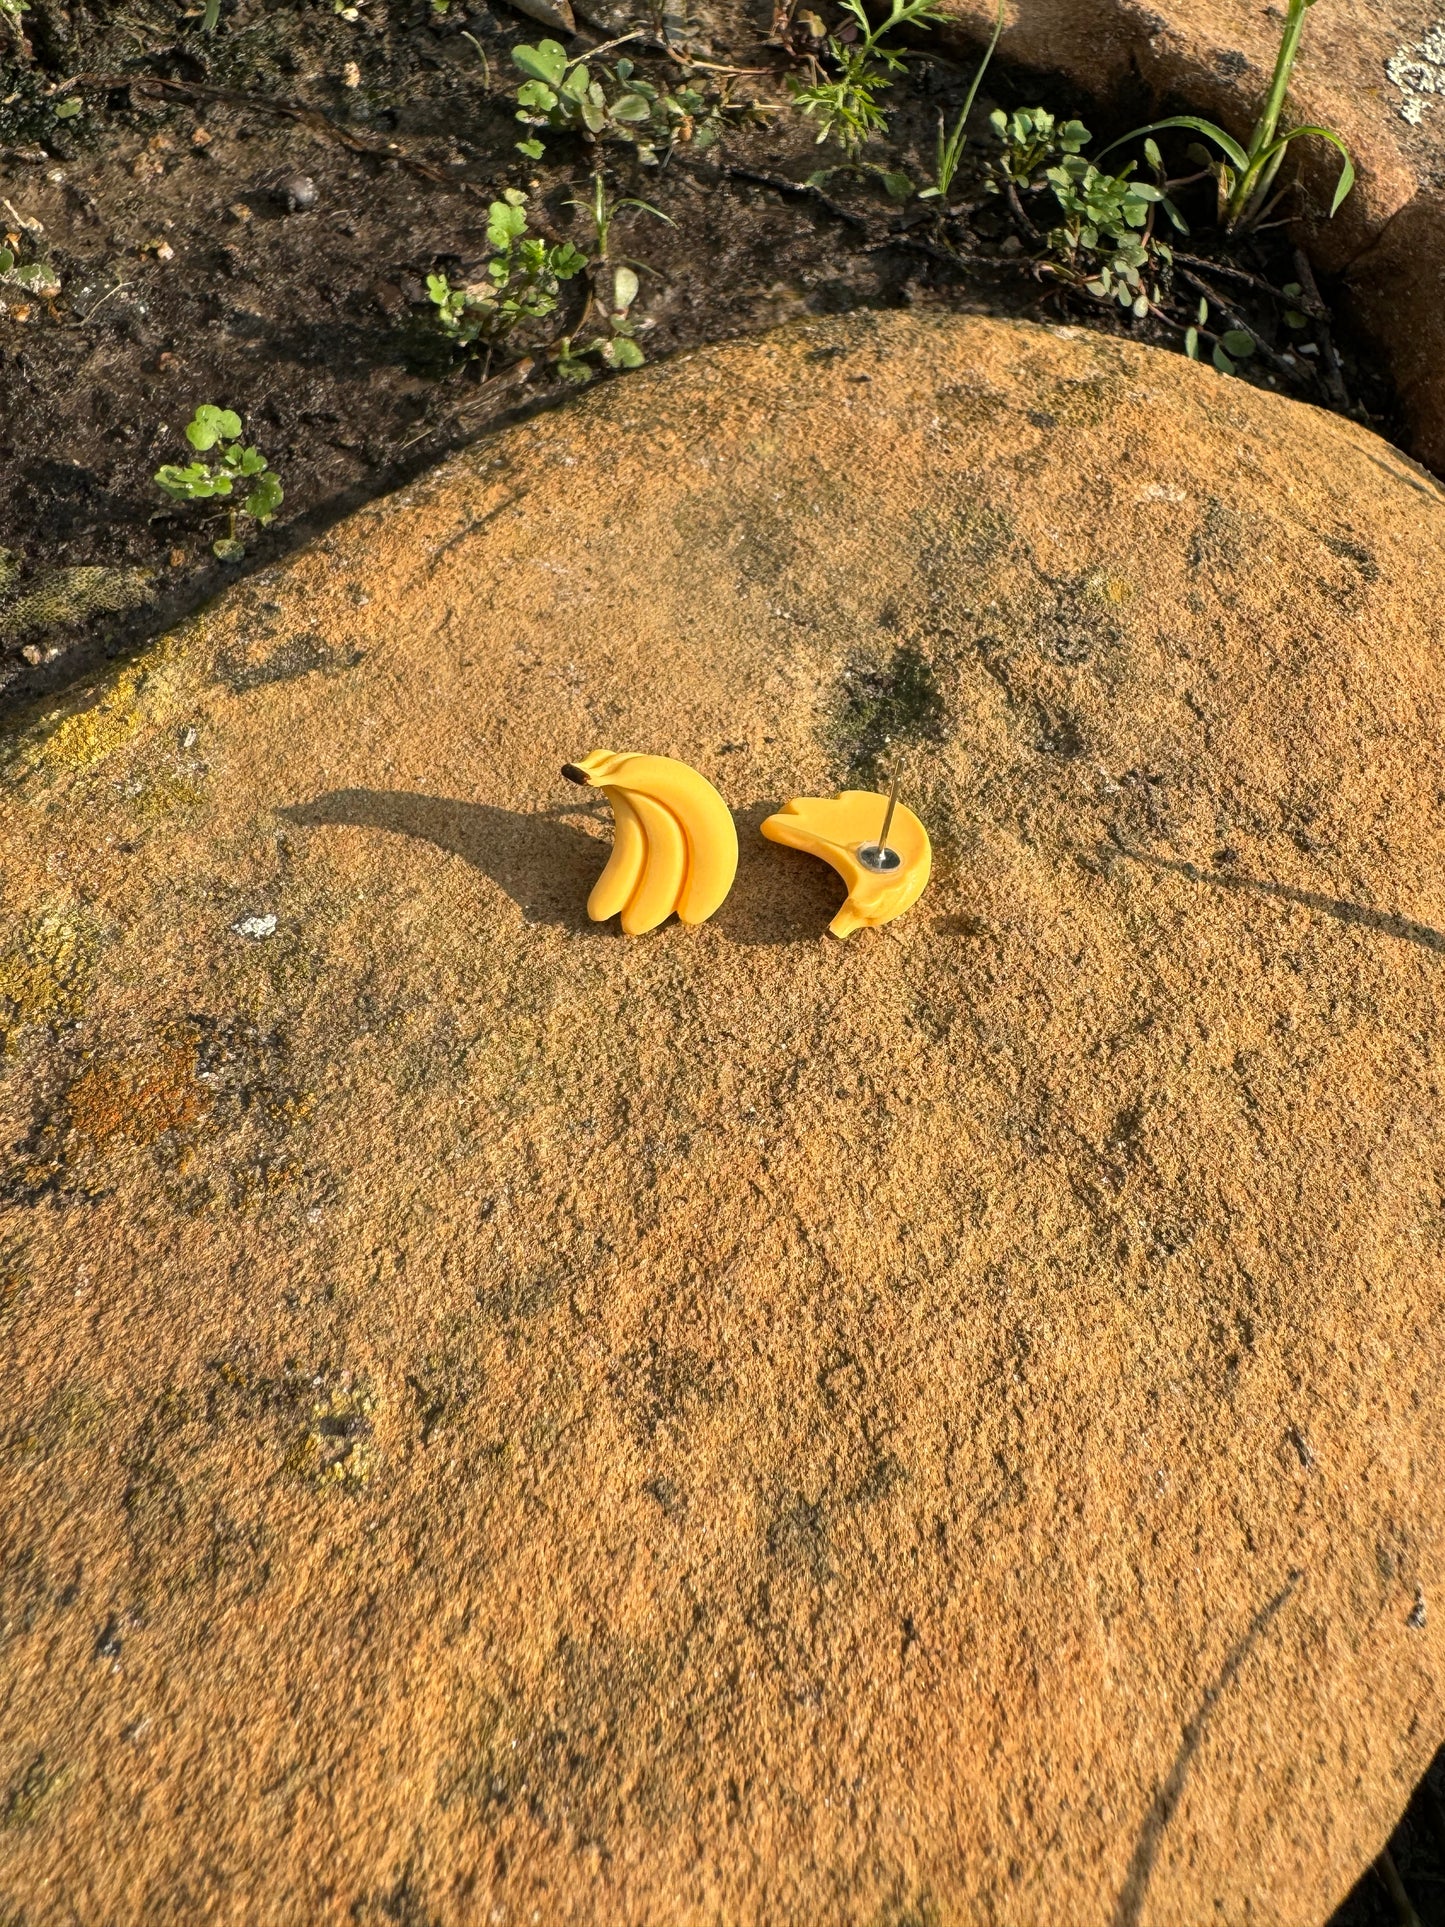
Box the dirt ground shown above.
[0,0,1401,716]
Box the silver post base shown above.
[857,843,902,874]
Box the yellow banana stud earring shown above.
[563,751,739,935]
[761,770,931,938]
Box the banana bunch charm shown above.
[563,751,739,935]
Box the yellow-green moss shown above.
[285,1383,379,1489]
[3,627,193,787]
[0,909,100,1053]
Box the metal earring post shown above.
[877,769,899,852]
[857,766,903,874]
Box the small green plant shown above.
[0,241,60,298]
[556,264,647,381]
[922,0,1003,201]
[568,168,674,264]
[0,0,25,37]
[154,406,282,561]
[1182,294,1258,376]
[1102,0,1352,232]
[512,41,720,164]
[990,106,1089,187]
[551,173,673,382]
[427,190,586,360]
[789,0,945,156]
[1043,146,1183,311]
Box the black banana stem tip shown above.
[561,763,589,785]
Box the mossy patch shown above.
[1029,365,1133,428]
[933,379,1014,431]
[0,909,100,1054]
[1,1753,70,1832]
[3,630,187,787]
[5,1384,110,1464]
[832,642,946,782]
[122,767,209,821]
[284,1381,378,1488]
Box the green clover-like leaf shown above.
[511,39,568,86]
[155,461,215,499]
[549,242,588,279]
[186,405,243,452]
[245,471,283,523]
[487,199,528,250]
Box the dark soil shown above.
[0,0,1403,719]
[0,6,1434,1908]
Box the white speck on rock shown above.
[1386,23,1445,123]
[232,913,277,940]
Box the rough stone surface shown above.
[941,0,1445,471]
[4,313,1445,1926]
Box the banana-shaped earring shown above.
[761,776,931,938]
[563,751,738,934]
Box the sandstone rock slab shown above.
[4,314,1445,1925]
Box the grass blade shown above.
[1256,125,1355,213]
[1099,116,1250,172]
[935,0,1005,196]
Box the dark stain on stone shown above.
[767,1494,832,1581]
[1319,533,1380,582]
[672,481,810,592]
[218,632,364,694]
[612,1338,732,1439]
[1188,498,1249,574]
[834,643,945,782]
[480,1269,563,1327]
[1034,704,1087,758]
[851,1452,908,1506]
[1034,577,1121,665]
